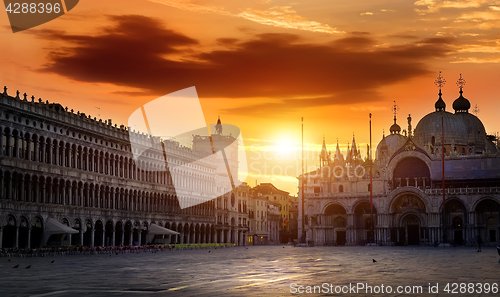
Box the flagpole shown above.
[442,116,446,244]
[370,113,374,244]
[301,117,306,244]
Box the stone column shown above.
[79,187,83,207]
[27,228,31,248]
[79,229,84,246]
[0,227,3,248]
[14,227,19,248]
[5,131,12,156]
[61,143,65,166]
[41,183,46,204]
[90,229,95,247]
[20,178,25,201]
[112,231,115,246]
[33,140,38,162]
[0,172,3,199]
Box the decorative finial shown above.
[390,101,402,134]
[16,90,20,98]
[392,100,400,119]
[472,104,480,115]
[3,86,7,95]
[434,71,446,89]
[31,95,35,102]
[23,93,27,100]
[456,73,466,93]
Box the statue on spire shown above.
[407,114,412,138]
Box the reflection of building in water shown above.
[0,87,233,248]
[299,74,500,246]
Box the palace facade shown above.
[0,87,230,248]
[299,76,500,246]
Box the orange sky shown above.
[1,0,500,194]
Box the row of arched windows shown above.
[0,126,215,192]
[0,171,215,217]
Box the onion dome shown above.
[435,89,446,111]
[452,89,470,113]
[390,116,401,134]
[453,74,470,113]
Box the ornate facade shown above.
[299,75,500,246]
[0,87,226,248]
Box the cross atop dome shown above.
[456,73,466,91]
[434,71,446,89]
[392,100,399,118]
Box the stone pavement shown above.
[0,245,499,296]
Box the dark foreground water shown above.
[0,245,499,296]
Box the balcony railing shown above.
[305,186,500,198]
[425,187,500,195]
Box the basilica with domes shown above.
[299,74,500,246]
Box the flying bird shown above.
[13,264,19,268]
[373,259,377,263]
[51,260,54,263]
[25,265,31,269]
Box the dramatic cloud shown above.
[37,15,454,112]
[414,0,494,14]
[148,0,343,34]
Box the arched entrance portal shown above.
[124,221,132,245]
[391,193,427,245]
[445,199,466,245]
[31,217,43,248]
[324,204,347,245]
[115,221,123,246]
[2,215,17,248]
[475,199,500,245]
[354,202,377,244]
[402,214,421,245]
